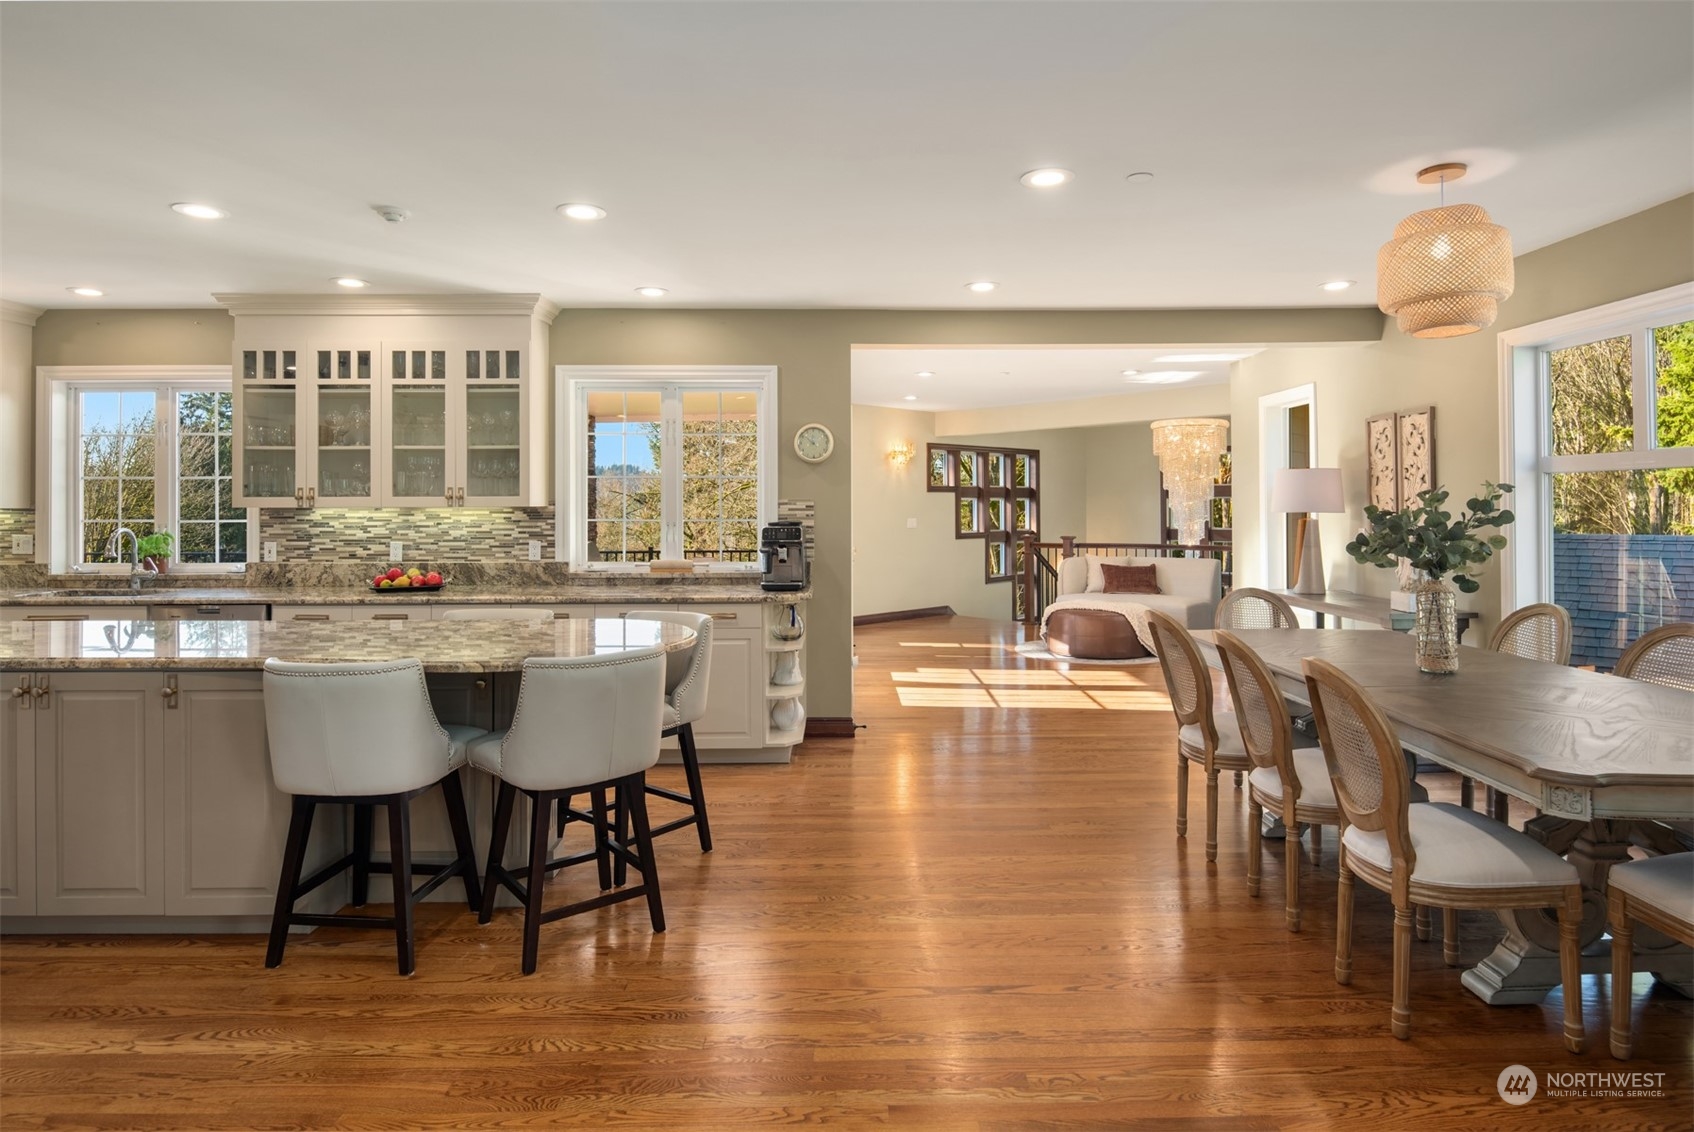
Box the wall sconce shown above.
[887,440,916,470]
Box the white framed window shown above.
[556,365,778,569]
[36,365,253,573]
[1497,282,1694,668]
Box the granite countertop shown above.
[1,616,698,672]
[0,583,807,607]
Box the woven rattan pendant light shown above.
[1377,163,1514,339]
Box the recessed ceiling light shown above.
[1155,352,1251,363]
[1124,172,1155,184]
[67,286,104,297]
[171,202,227,220]
[1019,167,1073,188]
[915,371,935,378]
[1125,371,1204,383]
[634,286,668,298]
[334,277,369,288]
[903,395,918,401]
[966,281,997,293]
[1320,279,1356,292]
[558,203,607,221]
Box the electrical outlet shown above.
[389,540,403,562]
[262,541,278,563]
[10,534,33,555]
[527,540,542,561]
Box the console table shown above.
[1269,587,1480,642]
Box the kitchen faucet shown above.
[107,527,158,592]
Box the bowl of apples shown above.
[370,566,445,593]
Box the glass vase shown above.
[1411,578,1459,674]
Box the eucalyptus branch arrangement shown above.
[1345,482,1514,594]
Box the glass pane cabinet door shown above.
[236,347,300,505]
[313,347,375,506]
[462,347,524,503]
[387,347,450,505]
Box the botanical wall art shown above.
[1364,406,1438,512]
[1365,412,1400,511]
[1397,406,1437,505]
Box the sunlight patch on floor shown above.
[894,687,998,708]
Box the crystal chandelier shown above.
[1151,418,1229,545]
[1377,163,1514,339]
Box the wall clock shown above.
[793,422,834,463]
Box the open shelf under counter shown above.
[765,678,805,699]
[767,637,805,652]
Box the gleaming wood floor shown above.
[3,616,1689,1130]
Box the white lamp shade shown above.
[1272,467,1344,514]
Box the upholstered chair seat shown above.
[1248,748,1338,811]
[1608,852,1694,1059]
[1341,803,1579,889]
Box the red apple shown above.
[424,572,442,586]
[372,574,387,587]
[386,567,403,581]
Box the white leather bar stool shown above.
[470,646,668,975]
[624,609,714,852]
[437,608,556,621]
[261,658,485,975]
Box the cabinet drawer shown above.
[148,604,267,622]
[269,605,357,622]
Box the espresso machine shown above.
[760,521,807,591]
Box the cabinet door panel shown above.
[1,675,36,915]
[35,673,165,915]
[692,629,760,748]
[164,673,287,915]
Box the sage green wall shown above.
[33,309,233,366]
[851,404,1088,621]
[1232,194,1694,640]
[1081,422,1163,544]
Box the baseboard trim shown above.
[853,606,954,626]
[803,717,858,739]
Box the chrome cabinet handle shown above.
[371,613,410,621]
[711,612,738,620]
[446,489,456,505]
[159,677,179,708]
[292,614,331,622]
[306,486,316,507]
[295,487,305,508]
[11,681,30,709]
[456,487,465,505]
[31,680,49,701]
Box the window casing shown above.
[557,366,778,569]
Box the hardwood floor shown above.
[3,615,1689,1130]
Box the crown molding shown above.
[213,293,559,321]
[2,301,45,327]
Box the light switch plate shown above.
[262,541,278,563]
[389,540,403,561]
[527,540,542,561]
[10,534,33,555]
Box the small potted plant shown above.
[136,531,175,574]
[1345,482,1514,673]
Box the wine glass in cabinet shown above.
[385,345,451,506]
[234,347,302,507]
[311,346,376,506]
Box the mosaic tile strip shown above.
[0,509,35,565]
[258,506,556,565]
[776,498,816,562]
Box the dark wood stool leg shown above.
[388,797,415,976]
[351,803,374,906]
[613,783,632,888]
[591,786,613,892]
[677,723,712,852]
[480,780,516,925]
[521,790,551,975]
[265,796,316,969]
[625,774,665,933]
[439,769,481,912]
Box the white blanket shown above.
[1040,596,1159,655]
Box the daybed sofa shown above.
[1042,554,1222,659]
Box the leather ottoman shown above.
[1045,608,1148,660]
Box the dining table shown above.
[1194,627,1694,1006]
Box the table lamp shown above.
[1272,468,1344,595]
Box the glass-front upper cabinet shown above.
[311,346,376,507]
[234,346,302,507]
[461,346,526,505]
[385,344,451,507]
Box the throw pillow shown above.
[1101,563,1161,594]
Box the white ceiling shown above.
[2,2,1690,312]
[852,346,1252,411]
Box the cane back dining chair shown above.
[1470,602,1574,818]
[1145,609,1251,863]
[1215,587,1301,631]
[1215,630,1340,931]
[1303,657,1585,1050]
[1614,622,1694,691]
[1607,852,1694,1059]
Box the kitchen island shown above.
[0,613,731,934]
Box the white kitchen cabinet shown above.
[233,342,307,507]
[32,671,167,915]
[147,604,267,622]
[692,610,762,750]
[1,606,98,622]
[351,604,432,622]
[1,672,38,916]
[308,344,380,507]
[269,605,357,622]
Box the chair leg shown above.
[265,796,315,969]
[439,769,481,912]
[521,790,552,975]
[1284,821,1300,932]
[624,774,665,934]
[387,797,415,977]
[1391,903,1413,1039]
[613,782,633,888]
[1415,903,1431,942]
[591,786,613,892]
[1559,887,1586,1054]
[1175,754,1189,838]
[1205,766,1220,863]
[1233,771,1244,788]
[1246,798,1262,897]
[351,803,373,906]
[1610,890,1635,1059]
[1460,776,1475,810]
[677,723,712,853]
[1335,850,1354,985]
[1307,822,1322,862]
[479,780,517,925]
[1443,908,1460,966]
